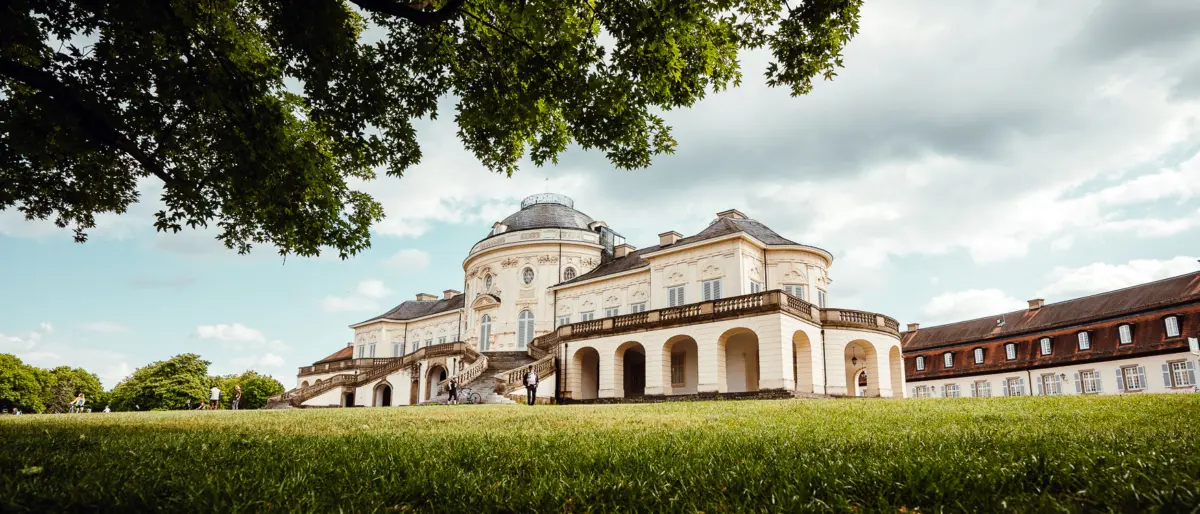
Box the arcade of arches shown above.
[565,318,903,400]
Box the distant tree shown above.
[2,0,863,258]
[0,354,50,413]
[109,354,210,411]
[46,366,106,413]
[215,371,286,410]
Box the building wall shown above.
[645,239,743,309]
[764,249,831,305]
[555,269,651,325]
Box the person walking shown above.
[73,393,86,414]
[524,367,538,406]
[448,377,459,405]
[209,385,221,410]
[231,385,243,411]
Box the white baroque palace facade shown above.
[272,194,904,408]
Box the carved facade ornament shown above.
[631,289,648,301]
[538,255,559,264]
[581,300,596,310]
[580,257,598,268]
[667,271,685,285]
[701,264,722,279]
[784,267,808,283]
[749,266,762,280]
[558,304,572,315]
[501,257,520,268]
[605,295,620,307]
[471,294,500,310]
[523,256,533,264]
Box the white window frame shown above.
[915,356,925,371]
[1165,316,1181,338]
[1005,377,1025,397]
[702,279,723,301]
[369,343,376,358]
[630,302,647,313]
[667,285,685,307]
[943,384,960,398]
[1122,366,1146,391]
[556,315,570,327]
[480,314,492,351]
[1039,337,1052,356]
[438,336,446,345]
[580,311,595,322]
[1118,324,1133,345]
[1169,361,1196,387]
[522,267,535,285]
[563,267,577,281]
[1078,370,1101,394]
[517,309,534,349]
[817,289,827,308]
[943,352,954,368]
[972,381,991,397]
[1005,343,1017,360]
[604,307,619,318]
[356,345,365,359]
[1040,374,1062,396]
[783,285,807,301]
[749,281,764,294]
[424,338,432,348]
[973,348,984,364]
[1076,331,1090,350]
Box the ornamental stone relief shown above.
[557,304,572,315]
[701,264,722,279]
[501,257,520,268]
[538,255,558,264]
[667,271,685,285]
[581,300,595,310]
[605,295,621,307]
[580,257,599,268]
[631,289,648,301]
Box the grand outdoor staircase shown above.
[427,351,536,405]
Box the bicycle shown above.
[457,387,482,405]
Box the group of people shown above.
[442,366,540,406]
[185,384,243,410]
[2,393,112,415]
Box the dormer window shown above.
[973,348,985,364]
[1165,316,1181,338]
[1118,324,1133,345]
[943,352,954,368]
[1077,331,1091,350]
[1005,343,1017,360]
[1039,337,1052,355]
[915,356,926,371]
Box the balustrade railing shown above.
[438,356,490,393]
[840,310,876,325]
[498,354,557,394]
[574,319,605,335]
[713,294,762,313]
[660,303,702,321]
[614,311,649,328]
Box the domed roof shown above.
[496,194,594,233]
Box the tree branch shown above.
[0,56,176,186]
[348,0,468,25]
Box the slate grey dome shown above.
[497,194,594,233]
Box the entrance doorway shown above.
[374,383,392,407]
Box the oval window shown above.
[523,267,535,285]
[563,267,576,281]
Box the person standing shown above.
[74,394,86,414]
[231,385,243,411]
[524,367,538,406]
[209,385,221,410]
[448,378,459,405]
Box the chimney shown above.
[347,341,353,347]
[658,231,683,246]
[907,323,920,332]
[443,289,461,300]
[416,293,437,302]
[614,244,635,259]
[715,209,748,220]
[1027,298,1044,311]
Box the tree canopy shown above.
[214,370,286,410]
[108,353,211,411]
[2,0,862,258]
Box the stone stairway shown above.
[428,352,537,405]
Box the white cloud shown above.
[320,279,394,312]
[39,322,53,334]
[384,249,431,271]
[921,289,1027,325]
[81,321,130,334]
[1037,256,1200,299]
[230,352,286,370]
[0,323,132,389]
[194,323,287,351]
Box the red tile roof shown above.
[902,271,1200,351]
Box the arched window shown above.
[485,274,493,290]
[480,314,491,351]
[518,309,534,349]
[563,267,577,281]
[523,267,535,285]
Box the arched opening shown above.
[718,328,760,393]
[615,342,646,398]
[662,336,699,395]
[845,339,880,397]
[315,379,323,385]
[571,347,601,399]
[373,382,392,407]
[517,310,534,349]
[889,346,903,398]
[301,380,310,388]
[425,365,447,402]
[793,331,814,394]
[479,314,492,351]
[341,390,355,407]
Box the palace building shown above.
[270,194,904,408]
[902,272,1200,398]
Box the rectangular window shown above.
[913,385,934,398]
[580,311,594,322]
[1040,374,1062,395]
[438,336,446,345]
[1078,370,1101,394]
[1122,366,1146,391]
[424,338,432,349]
[1165,316,1181,338]
[1039,337,1052,355]
[1077,332,1090,350]
[972,381,991,397]
[558,315,571,327]
[393,343,402,356]
[1169,361,1196,387]
[943,352,954,368]
[1118,324,1133,345]
[749,281,764,294]
[973,348,984,364]
[702,279,723,301]
[605,307,619,318]
[667,286,685,307]
[356,345,365,359]
[369,344,376,358]
[630,302,647,313]
[671,353,685,386]
[817,289,827,308]
[1004,377,1025,397]
[1005,343,1017,360]
[783,285,807,300]
[943,384,960,398]
[915,356,925,371]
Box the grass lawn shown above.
[2,395,1199,512]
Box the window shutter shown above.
[1074,373,1081,394]
[1187,360,1197,386]
[1162,364,1172,388]
[714,280,722,299]
[1036,379,1042,396]
[1096,374,1103,393]
[668,287,677,307]
[939,385,945,397]
[1001,380,1009,397]
[702,281,711,301]
[1136,366,1147,389]
[1115,369,1124,392]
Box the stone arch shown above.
[661,335,699,395]
[718,328,760,393]
[614,341,646,398]
[301,380,310,388]
[425,364,447,402]
[889,345,903,398]
[341,389,355,407]
[315,379,323,385]
[845,339,880,397]
[570,346,601,399]
[373,381,393,407]
[792,330,814,394]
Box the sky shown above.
[3,0,1200,389]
